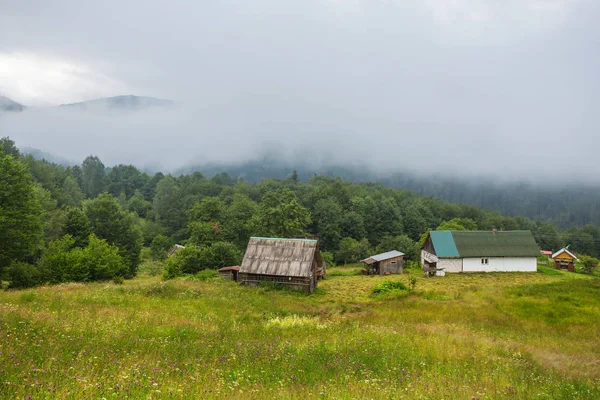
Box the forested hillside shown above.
[2,136,600,288]
[182,158,600,230]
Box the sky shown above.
[0,0,598,180]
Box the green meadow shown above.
[1,267,599,399]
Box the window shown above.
[481,258,489,265]
[390,261,397,264]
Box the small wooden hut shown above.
[218,266,240,281]
[552,248,577,272]
[239,237,325,293]
[361,250,404,275]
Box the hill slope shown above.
[0,95,25,112]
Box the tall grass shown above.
[0,272,599,398]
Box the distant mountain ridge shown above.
[0,95,25,112]
[0,94,173,112]
[59,95,174,110]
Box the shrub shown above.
[195,269,218,281]
[579,255,599,275]
[82,234,128,281]
[372,280,409,295]
[38,235,79,283]
[112,276,125,285]
[162,257,183,280]
[7,262,41,289]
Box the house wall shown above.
[379,256,403,274]
[438,258,463,273]
[462,257,536,272]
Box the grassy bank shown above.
[1,269,599,399]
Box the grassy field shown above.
[1,266,599,399]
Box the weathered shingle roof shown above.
[240,237,319,277]
[362,250,404,264]
[430,230,539,258]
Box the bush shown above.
[372,280,409,295]
[112,276,124,285]
[7,262,41,289]
[194,269,218,281]
[580,255,599,275]
[38,234,127,284]
[82,234,128,280]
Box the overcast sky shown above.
[0,0,598,180]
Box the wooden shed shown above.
[552,248,577,272]
[239,237,325,293]
[218,266,240,281]
[361,250,404,275]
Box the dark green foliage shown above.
[375,235,419,262]
[336,237,371,265]
[256,188,310,237]
[106,164,149,199]
[6,262,41,288]
[150,234,171,260]
[163,245,205,277]
[0,137,20,158]
[81,155,106,198]
[38,234,126,284]
[204,242,241,269]
[84,194,142,277]
[0,152,43,272]
[127,190,152,217]
[63,207,93,248]
[321,251,334,267]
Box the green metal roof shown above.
[429,231,460,257]
[451,230,539,257]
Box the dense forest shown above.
[182,158,600,230]
[2,136,600,288]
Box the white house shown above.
[421,230,539,276]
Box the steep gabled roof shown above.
[552,248,577,259]
[362,250,404,265]
[429,231,460,257]
[240,237,319,277]
[429,230,539,258]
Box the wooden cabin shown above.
[218,266,240,281]
[239,237,325,294]
[552,248,577,272]
[361,250,404,275]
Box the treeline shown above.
[2,136,600,288]
[180,158,600,230]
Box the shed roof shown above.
[219,266,240,272]
[429,230,539,258]
[362,250,404,265]
[240,237,319,277]
[552,248,577,260]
